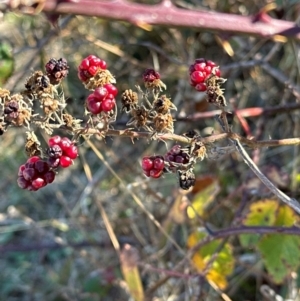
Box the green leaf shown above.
[258,234,300,283]
[83,275,109,296]
[239,199,300,283]
[0,42,14,85]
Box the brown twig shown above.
[2,0,300,40]
[76,127,300,149]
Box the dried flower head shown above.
[152,95,177,114]
[127,106,151,130]
[121,89,139,112]
[153,112,174,133]
[13,109,31,127]
[25,71,51,94]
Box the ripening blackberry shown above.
[17,156,56,191]
[142,155,165,178]
[189,58,220,92]
[46,135,78,168]
[164,145,190,172]
[78,55,107,82]
[45,58,69,85]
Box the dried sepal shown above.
[191,141,207,161]
[143,68,166,91]
[127,105,152,131]
[42,97,59,115]
[0,88,10,106]
[25,71,51,94]
[25,131,42,157]
[83,69,116,90]
[152,95,177,114]
[153,112,174,133]
[62,114,82,129]
[205,74,227,107]
[121,89,139,112]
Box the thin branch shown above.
[2,0,300,40]
[211,225,300,238]
[187,103,300,121]
[75,127,300,149]
[233,137,300,214]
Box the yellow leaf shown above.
[187,179,220,219]
[187,230,234,289]
[207,270,228,290]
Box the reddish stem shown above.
[3,0,300,39]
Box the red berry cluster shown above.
[47,135,78,168]
[17,156,56,191]
[86,84,118,115]
[17,135,78,191]
[142,156,165,178]
[189,58,220,92]
[78,55,107,82]
[165,145,190,168]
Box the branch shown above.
[3,0,300,40]
[233,137,300,214]
[211,225,300,238]
[188,103,300,121]
[191,225,300,254]
[75,127,300,149]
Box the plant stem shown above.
[3,0,300,40]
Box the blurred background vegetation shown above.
[1,0,300,300]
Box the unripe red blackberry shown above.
[60,155,72,168]
[86,89,116,115]
[78,55,107,82]
[142,155,165,179]
[189,58,220,91]
[104,83,118,97]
